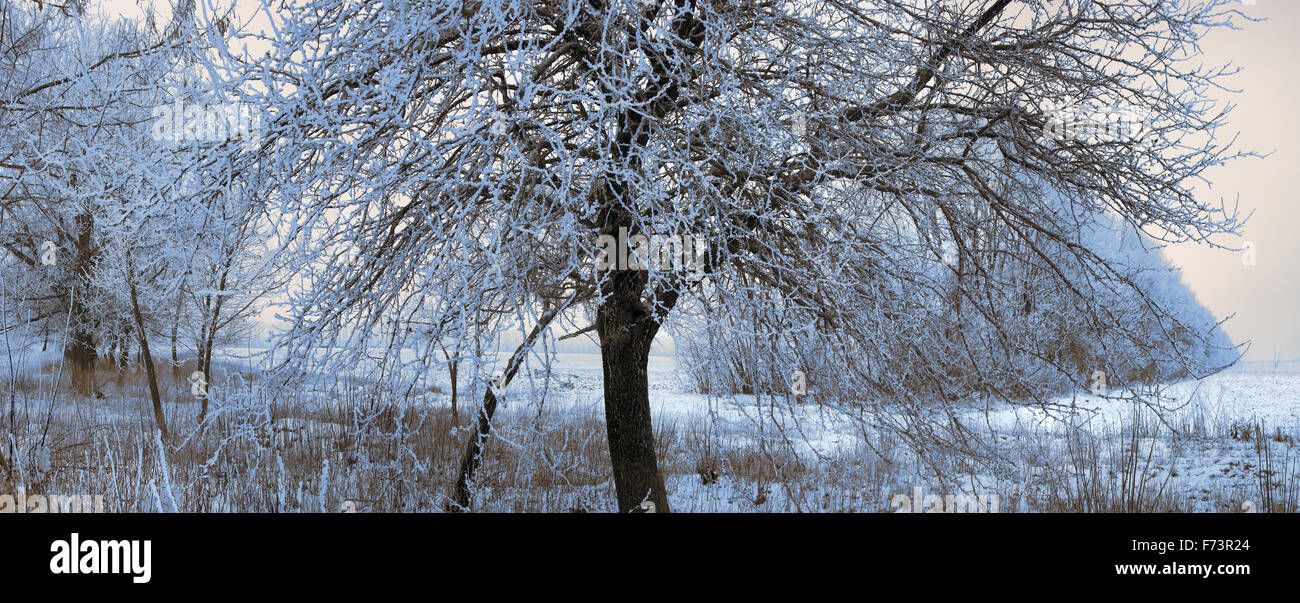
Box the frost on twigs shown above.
[0,0,1241,511]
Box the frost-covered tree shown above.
[675,185,1240,403]
[0,1,267,422]
[0,2,177,380]
[219,0,1248,511]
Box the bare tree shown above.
[0,1,190,390]
[221,0,1246,511]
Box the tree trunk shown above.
[127,270,168,440]
[64,330,96,370]
[170,293,181,376]
[116,325,130,369]
[596,289,671,513]
[449,295,577,511]
[64,210,98,392]
[581,0,702,511]
[449,381,502,511]
[197,315,209,380]
[64,304,97,395]
[197,274,226,425]
[445,349,459,422]
[199,333,214,424]
[4,386,11,478]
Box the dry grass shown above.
[2,360,1296,513]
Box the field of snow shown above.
[4,341,1297,512]
[353,350,1299,512]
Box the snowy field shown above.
[244,348,1300,512]
[3,342,1297,512]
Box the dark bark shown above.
[595,267,673,513]
[449,296,576,511]
[127,264,168,440]
[444,349,459,422]
[196,321,207,372]
[198,333,214,424]
[581,0,701,512]
[170,293,181,376]
[449,384,502,512]
[64,330,95,370]
[64,211,98,374]
[5,385,12,478]
[197,271,227,425]
[116,325,130,369]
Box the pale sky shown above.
[92,0,1296,361]
[1161,1,1299,362]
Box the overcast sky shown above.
[94,0,1296,361]
[1160,1,1299,362]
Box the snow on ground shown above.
[9,341,1299,511]
[0,336,64,377]
[982,368,1300,435]
[212,346,1300,458]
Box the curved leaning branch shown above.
[449,289,582,512]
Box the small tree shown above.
[216,0,1248,511]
